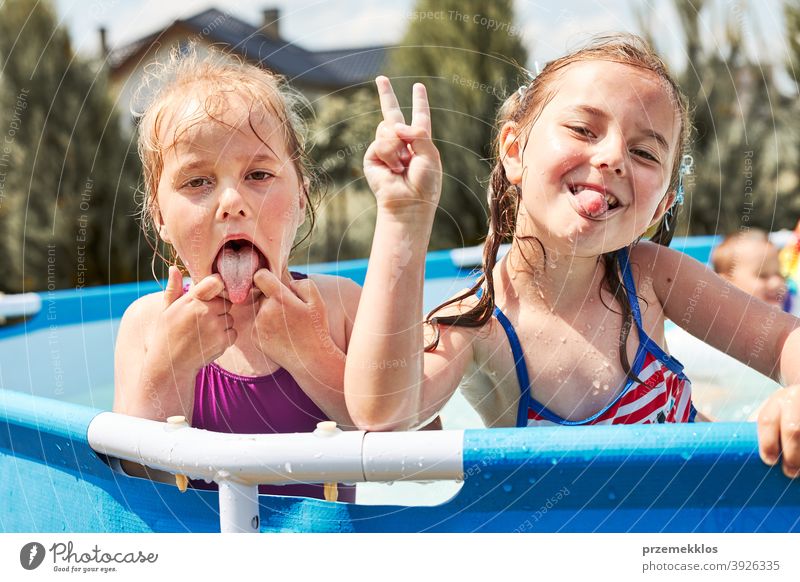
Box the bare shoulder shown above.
[115,292,165,363]
[119,291,162,335]
[306,273,361,314]
[114,292,164,411]
[306,274,362,347]
[627,240,728,336]
[630,242,689,288]
[628,241,713,298]
[430,286,481,318]
[423,287,484,346]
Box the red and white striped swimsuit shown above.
[491,248,696,427]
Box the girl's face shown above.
[501,61,680,256]
[725,239,787,309]
[154,94,304,295]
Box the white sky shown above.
[54,0,791,74]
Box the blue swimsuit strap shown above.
[477,252,690,426]
[477,254,653,427]
[476,287,532,427]
[617,248,686,377]
[616,248,647,332]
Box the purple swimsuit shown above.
[188,272,355,502]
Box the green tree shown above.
[387,0,528,248]
[787,0,800,80]
[306,87,381,262]
[639,0,797,236]
[0,0,144,294]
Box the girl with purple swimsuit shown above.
[113,48,361,500]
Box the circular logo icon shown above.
[20,542,46,570]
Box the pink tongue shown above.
[573,189,608,218]
[216,246,260,304]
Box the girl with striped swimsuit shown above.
[346,35,800,479]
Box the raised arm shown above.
[640,242,800,477]
[344,77,471,431]
[639,243,798,383]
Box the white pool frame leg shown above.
[218,480,260,533]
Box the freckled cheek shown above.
[547,136,584,178]
[258,197,303,260]
[633,171,667,207]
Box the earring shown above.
[665,208,674,232]
[676,154,692,206]
[665,156,691,232]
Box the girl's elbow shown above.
[348,406,416,432]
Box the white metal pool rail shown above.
[0,292,41,321]
[87,412,463,533]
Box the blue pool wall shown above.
[0,235,720,340]
[1,388,798,533]
[5,233,800,533]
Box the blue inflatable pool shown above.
[1,237,799,532]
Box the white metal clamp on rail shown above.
[87,412,464,533]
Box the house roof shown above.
[108,7,388,90]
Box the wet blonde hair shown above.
[134,45,316,271]
[427,33,692,384]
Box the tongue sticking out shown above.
[573,189,609,219]
[216,245,262,304]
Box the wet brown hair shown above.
[134,45,317,276]
[426,34,692,385]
